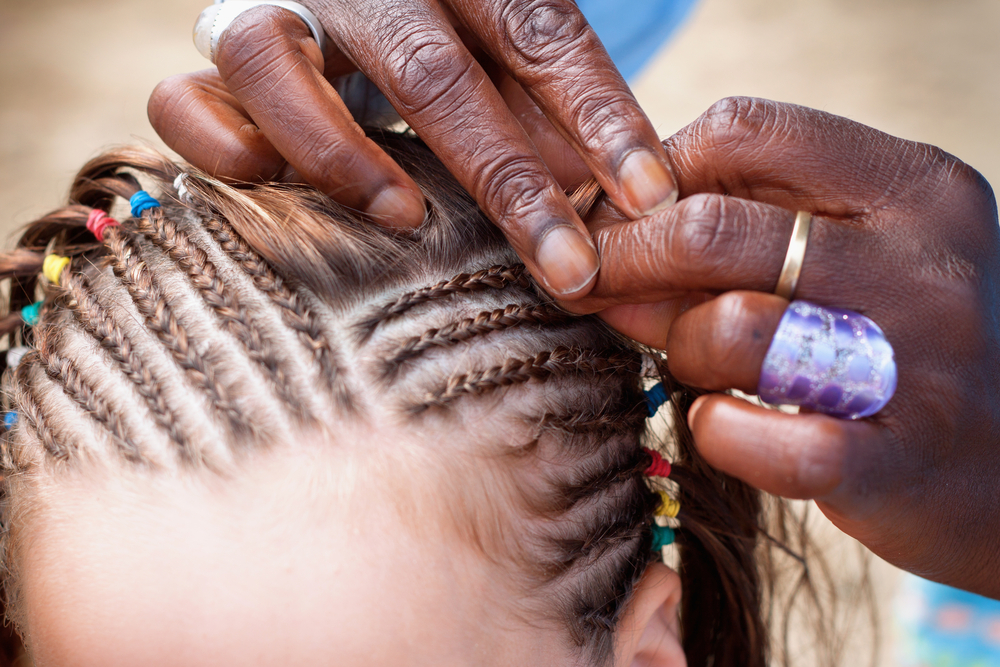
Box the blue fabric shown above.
[577,0,699,81]
[895,574,1000,666]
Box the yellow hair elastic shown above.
[42,254,71,286]
[655,490,681,519]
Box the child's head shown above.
[0,134,770,667]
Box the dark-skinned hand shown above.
[573,97,1000,599]
[148,0,679,299]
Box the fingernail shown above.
[687,396,706,427]
[535,225,600,297]
[619,150,678,217]
[367,186,426,227]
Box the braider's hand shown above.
[148,0,678,298]
[574,98,1000,597]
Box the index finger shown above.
[316,3,601,298]
[667,97,941,216]
[215,6,427,226]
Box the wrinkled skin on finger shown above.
[149,0,680,298]
[576,97,1000,597]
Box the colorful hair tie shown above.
[130,190,160,217]
[644,381,668,417]
[6,346,29,369]
[173,173,193,203]
[21,301,43,326]
[43,254,71,286]
[643,448,672,478]
[4,412,17,429]
[651,524,675,551]
[655,490,681,519]
[86,209,119,241]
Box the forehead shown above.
[17,447,542,667]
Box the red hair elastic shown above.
[643,448,672,478]
[86,209,119,241]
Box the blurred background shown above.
[1,0,998,664]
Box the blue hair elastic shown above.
[644,382,668,417]
[4,412,17,429]
[651,524,675,551]
[130,190,161,217]
[21,301,43,326]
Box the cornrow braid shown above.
[415,346,639,411]
[357,264,531,341]
[35,335,142,463]
[12,357,70,462]
[383,302,572,376]
[61,271,191,456]
[199,215,341,397]
[104,226,255,438]
[537,401,648,436]
[131,208,306,417]
[550,444,650,516]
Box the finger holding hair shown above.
[443,0,678,219]
[205,5,428,226]
[149,69,295,185]
[312,0,600,298]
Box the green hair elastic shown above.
[651,524,676,551]
[21,301,43,326]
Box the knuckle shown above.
[667,194,738,280]
[702,293,757,371]
[474,154,552,225]
[939,153,997,219]
[216,9,301,84]
[147,76,189,130]
[384,30,476,119]
[699,96,779,150]
[292,129,361,180]
[902,145,999,267]
[564,85,645,149]
[501,0,593,68]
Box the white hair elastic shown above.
[6,346,29,369]
[193,0,328,64]
[640,353,660,379]
[173,173,193,204]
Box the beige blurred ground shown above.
[1,0,998,664]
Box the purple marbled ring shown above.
[757,301,897,419]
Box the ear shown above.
[613,561,686,667]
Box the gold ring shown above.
[774,211,812,300]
